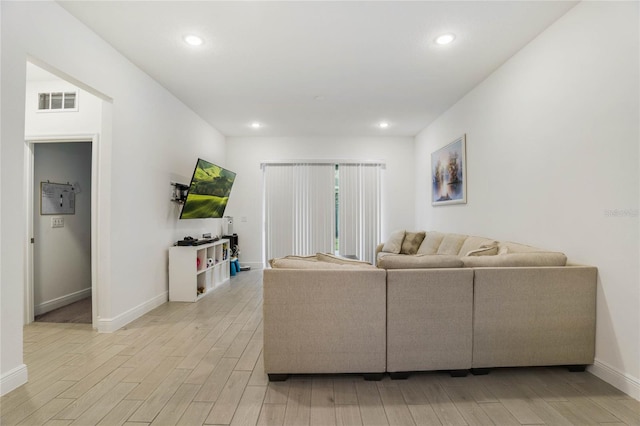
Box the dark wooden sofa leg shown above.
[471,368,490,375]
[363,373,384,381]
[389,372,410,380]
[268,374,289,382]
[449,370,468,377]
[567,365,587,372]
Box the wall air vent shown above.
[38,91,77,111]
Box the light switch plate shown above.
[51,217,64,228]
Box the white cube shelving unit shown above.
[169,239,230,302]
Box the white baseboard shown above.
[35,287,92,316]
[97,292,167,333]
[1,364,28,396]
[589,358,640,401]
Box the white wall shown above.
[25,79,102,135]
[415,1,639,398]
[1,0,226,394]
[33,143,92,314]
[0,0,28,396]
[0,2,13,397]
[225,136,415,267]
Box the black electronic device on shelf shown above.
[177,236,214,246]
[222,234,238,248]
[222,234,240,259]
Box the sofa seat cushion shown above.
[377,254,463,269]
[270,257,376,269]
[376,251,393,259]
[461,252,567,267]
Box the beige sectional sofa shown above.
[263,233,597,381]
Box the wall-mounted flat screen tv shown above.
[180,158,236,219]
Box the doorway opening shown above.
[25,136,99,327]
[31,141,92,324]
[24,60,111,329]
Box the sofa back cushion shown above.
[417,231,446,254]
[382,230,406,254]
[498,242,543,253]
[466,246,499,256]
[400,232,426,255]
[458,236,498,256]
[436,233,468,255]
[377,254,463,269]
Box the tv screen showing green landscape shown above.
[180,158,236,219]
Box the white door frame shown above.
[25,134,100,328]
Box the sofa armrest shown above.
[473,266,597,368]
[375,243,384,266]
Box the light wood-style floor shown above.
[1,269,638,426]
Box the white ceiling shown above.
[58,1,577,137]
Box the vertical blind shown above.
[263,161,383,265]
[263,164,336,260]
[338,164,382,264]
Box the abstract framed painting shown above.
[431,134,467,206]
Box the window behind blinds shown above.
[337,163,382,264]
[263,163,336,261]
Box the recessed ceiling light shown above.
[435,33,456,45]
[379,122,389,129]
[251,122,261,129]
[184,35,204,46]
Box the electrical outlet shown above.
[51,217,64,228]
